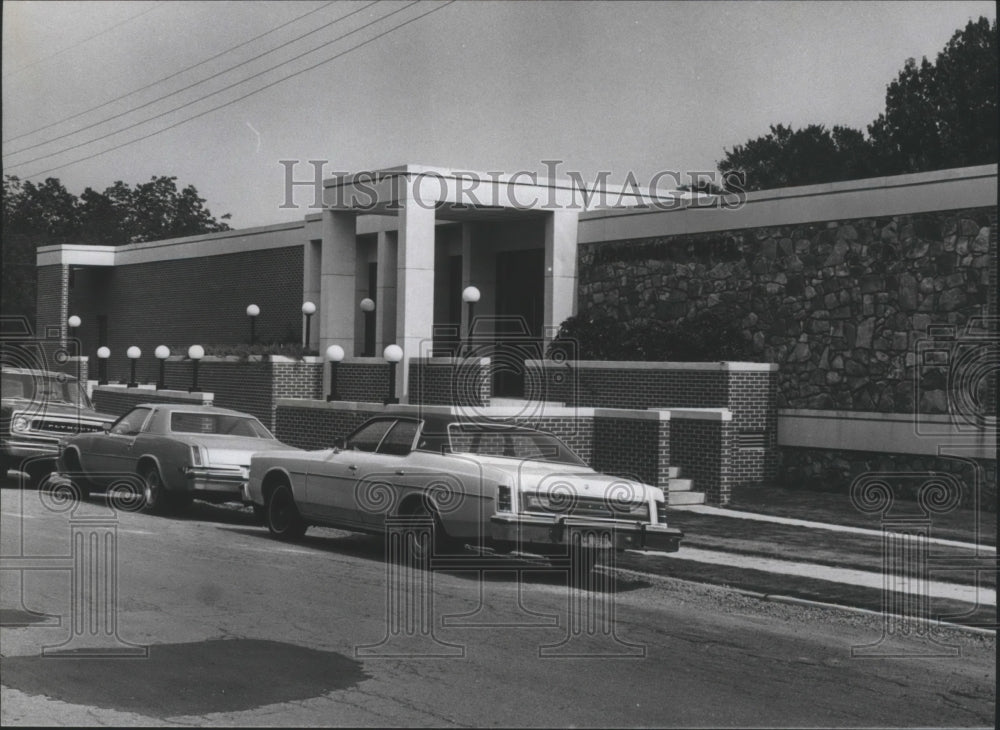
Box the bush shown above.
[549,307,758,362]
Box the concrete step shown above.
[667,466,681,479]
[668,490,706,506]
[487,398,567,407]
[667,478,694,492]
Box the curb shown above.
[610,565,997,638]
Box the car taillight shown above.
[497,486,511,512]
[656,500,667,525]
[190,445,204,467]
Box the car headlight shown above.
[12,416,30,432]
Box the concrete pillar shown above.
[543,210,579,343]
[320,210,357,356]
[376,230,398,353]
[303,239,321,350]
[396,199,436,398]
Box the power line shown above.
[17,1,457,181]
[2,3,164,79]
[5,0,403,168]
[3,1,339,145]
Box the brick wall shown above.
[35,265,67,341]
[275,404,383,450]
[335,361,391,403]
[272,360,324,401]
[409,358,491,406]
[592,416,662,486]
[526,360,773,487]
[66,246,304,383]
[670,417,734,505]
[93,387,212,417]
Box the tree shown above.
[2,174,231,320]
[719,16,998,191]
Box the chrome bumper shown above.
[3,438,60,459]
[183,467,247,495]
[490,513,683,552]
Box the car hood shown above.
[4,398,113,422]
[464,455,664,504]
[176,435,296,466]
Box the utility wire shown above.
[3,1,338,145]
[2,3,164,79]
[17,1,456,180]
[4,0,379,157]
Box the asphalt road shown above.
[1,482,995,727]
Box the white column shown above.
[303,239,321,350]
[395,199,436,398]
[544,210,579,344]
[376,230,397,353]
[320,210,356,356]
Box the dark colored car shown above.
[1,366,113,485]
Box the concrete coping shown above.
[276,399,732,422]
[779,408,997,427]
[410,357,492,365]
[524,359,777,372]
[94,386,213,404]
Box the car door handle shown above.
[348,465,358,472]
[395,469,405,475]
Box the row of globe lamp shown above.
[325,343,402,405]
[93,344,203,391]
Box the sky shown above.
[2,0,995,229]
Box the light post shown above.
[383,344,403,405]
[188,345,204,392]
[246,304,260,346]
[302,301,316,351]
[126,347,141,388]
[360,298,375,357]
[67,316,82,381]
[462,286,481,355]
[154,346,170,390]
[325,345,345,402]
[97,347,110,386]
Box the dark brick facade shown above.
[275,405,383,450]
[335,361,391,403]
[35,265,68,340]
[67,246,304,383]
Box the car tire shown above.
[401,499,462,564]
[140,465,170,515]
[265,482,307,541]
[23,461,54,490]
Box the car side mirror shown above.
[332,436,345,450]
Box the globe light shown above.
[461,286,481,303]
[360,298,376,312]
[155,346,170,360]
[97,347,111,359]
[126,346,141,359]
[325,345,345,362]
[383,344,403,363]
[67,315,82,328]
[246,304,260,317]
[187,345,205,360]
[302,301,316,315]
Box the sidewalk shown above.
[638,487,998,631]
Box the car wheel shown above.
[141,465,169,514]
[401,499,461,563]
[60,450,92,500]
[265,482,307,541]
[23,461,54,490]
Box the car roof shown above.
[2,366,78,380]
[136,403,259,418]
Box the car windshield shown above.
[1,371,92,408]
[169,412,274,439]
[447,424,587,467]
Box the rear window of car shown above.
[169,412,273,439]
